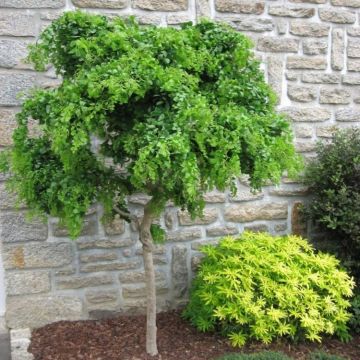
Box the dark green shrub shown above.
[184,232,354,347]
[304,128,360,280]
[308,351,348,360]
[217,352,292,360]
[349,293,360,333]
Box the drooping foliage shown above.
[0,11,301,237]
[184,232,354,347]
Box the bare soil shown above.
[29,311,360,360]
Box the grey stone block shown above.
[6,271,50,295]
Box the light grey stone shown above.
[257,37,299,52]
[317,125,339,137]
[290,0,326,3]
[0,212,47,243]
[230,185,263,202]
[335,108,360,121]
[85,289,119,304]
[191,254,204,271]
[320,88,351,104]
[0,13,37,36]
[294,125,313,138]
[3,242,73,270]
[302,72,340,84]
[0,39,30,68]
[72,0,127,8]
[0,73,36,106]
[347,27,360,36]
[56,274,113,289]
[10,329,33,360]
[6,271,50,295]
[196,0,211,18]
[132,0,187,11]
[80,259,141,273]
[269,186,309,196]
[79,251,117,263]
[128,194,151,205]
[119,270,166,283]
[77,237,134,249]
[224,203,288,222]
[164,211,174,229]
[275,223,288,232]
[232,18,273,32]
[331,0,360,6]
[6,295,83,329]
[191,239,219,250]
[348,38,360,58]
[268,5,315,18]
[303,39,328,55]
[104,215,125,236]
[286,71,298,81]
[348,58,360,71]
[287,56,327,70]
[267,55,283,102]
[206,225,238,237]
[295,141,317,153]
[54,265,76,276]
[0,182,19,210]
[166,228,202,242]
[178,208,218,226]
[319,8,356,23]
[215,0,265,14]
[2,0,64,7]
[171,245,188,298]
[342,74,360,84]
[0,108,17,147]
[282,107,331,122]
[122,281,168,298]
[290,21,329,37]
[331,28,344,70]
[288,84,317,102]
[167,14,192,25]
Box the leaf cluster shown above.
[217,351,292,360]
[184,232,354,347]
[303,128,360,280]
[0,11,301,237]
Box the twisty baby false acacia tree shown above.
[0,12,301,356]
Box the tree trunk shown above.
[140,202,158,356]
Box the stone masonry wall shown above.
[0,0,360,329]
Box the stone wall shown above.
[0,0,360,330]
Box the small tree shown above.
[0,12,301,356]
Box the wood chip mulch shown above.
[29,311,360,360]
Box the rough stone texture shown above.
[320,88,351,104]
[2,0,360,330]
[3,243,73,270]
[6,296,83,329]
[178,208,218,225]
[319,8,356,24]
[267,55,283,101]
[224,203,288,222]
[132,0,187,11]
[72,0,127,8]
[348,38,360,58]
[290,21,329,37]
[332,28,344,70]
[268,5,315,18]
[288,85,317,102]
[302,72,340,84]
[257,37,299,52]
[172,246,188,298]
[303,39,328,55]
[287,56,327,69]
[10,328,33,360]
[216,0,265,14]
[56,274,113,290]
[0,212,48,243]
[335,108,360,121]
[0,39,30,68]
[0,13,37,36]
[6,271,50,296]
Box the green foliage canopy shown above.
[0,12,301,237]
[184,232,354,346]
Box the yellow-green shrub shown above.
[184,232,355,346]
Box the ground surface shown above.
[0,317,10,360]
[29,311,360,360]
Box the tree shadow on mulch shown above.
[29,311,360,360]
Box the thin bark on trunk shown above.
[140,202,158,356]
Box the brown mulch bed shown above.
[29,311,360,360]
